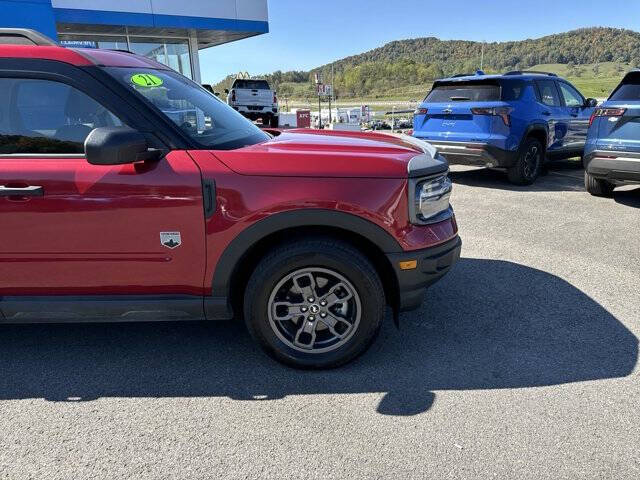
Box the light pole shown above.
[315,72,323,129]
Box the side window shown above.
[0,78,123,155]
[501,81,524,101]
[535,80,561,107]
[558,82,584,107]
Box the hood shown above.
[211,129,443,178]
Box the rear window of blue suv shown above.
[425,80,524,102]
[609,78,640,100]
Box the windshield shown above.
[104,67,269,150]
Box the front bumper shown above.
[386,235,462,312]
[586,150,640,184]
[421,140,518,168]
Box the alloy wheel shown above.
[267,267,361,353]
[523,144,540,179]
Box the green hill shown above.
[212,27,640,101]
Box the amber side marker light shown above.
[399,260,418,270]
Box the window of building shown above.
[129,38,192,80]
[59,34,129,51]
[59,34,193,80]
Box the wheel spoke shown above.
[272,301,305,321]
[321,282,353,307]
[320,313,352,338]
[294,319,317,349]
[293,272,318,300]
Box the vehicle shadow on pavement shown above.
[0,258,636,416]
[449,160,585,192]
[614,187,640,208]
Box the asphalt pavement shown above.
[1,161,638,479]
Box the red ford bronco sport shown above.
[0,29,461,368]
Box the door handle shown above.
[541,111,552,116]
[570,113,579,117]
[0,185,44,196]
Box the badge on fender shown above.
[160,232,181,249]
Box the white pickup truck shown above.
[226,78,279,127]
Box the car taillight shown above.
[231,90,236,102]
[589,107,626,127]
[414,108,428,116]
[471,106,513,127]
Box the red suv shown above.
[0,30,461,368]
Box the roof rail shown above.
[0,28,57,46]
[504,70,558,77]
[451,73,474,78]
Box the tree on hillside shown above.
[211,27,640,99]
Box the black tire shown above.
[243,238,385,369]
[585,171,614,196]
[261,115,270,126]
[270,115,279,128]
[507,137,544,185]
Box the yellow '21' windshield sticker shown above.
[131,73,164,87]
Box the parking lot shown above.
[1,161,638,479]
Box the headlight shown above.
[410,174,453,224]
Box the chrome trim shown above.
[401,134,438,158]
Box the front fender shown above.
[204,209,403,320]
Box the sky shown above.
[199,0,640,84]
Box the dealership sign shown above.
[317,84,333,96]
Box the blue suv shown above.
[584,70,640,196]
[412,71,597,185]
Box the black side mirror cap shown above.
[85,127,162,166]
[586,98,598,108]
[224,89,230,94]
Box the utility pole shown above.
[315,72,323,129]
[480,42,485,71]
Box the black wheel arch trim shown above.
[521,124,549,151]
[209,208,404,306]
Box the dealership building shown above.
[1,0,269,82]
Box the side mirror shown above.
[224,89,230,94]
[85,127,162,166]
[585,98,598,108]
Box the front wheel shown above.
[585,171,614,196]
[507,138,543,185]
[243,238,385,369]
